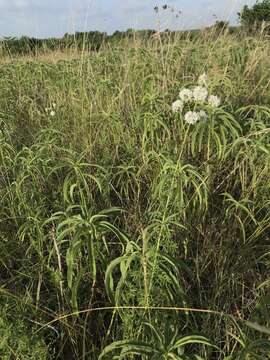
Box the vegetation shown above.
[0,27,241,57]
[238,0,270,32]
[0,31,108,56]
[1,28,270,359]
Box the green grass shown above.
[1,31,270,359]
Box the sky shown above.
[0,0,256,39]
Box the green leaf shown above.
[66,248,74,289]
[99,340,155,359]
[170,335,215,351]
[245,321,270,336]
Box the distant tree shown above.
[215,20,229,30]
[238,0,270,32]
[213,20,229,34]
[203,20,229,37]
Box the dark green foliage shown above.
[238,0,270,32]
[212,20,230,35]
[1,31,107,55]
[0,304,51,359]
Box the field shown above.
[1,31,270,359]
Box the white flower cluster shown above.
[179,88,193,102]
[45,103,57,117]
[184,110,208,124]
[172,73,221,125]
[172,99,183,113]
[184,111,200,124]
[208,95,221,108]
[193,86,208,102]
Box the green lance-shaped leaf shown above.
[98,340,157,359]
[169,335,216,352]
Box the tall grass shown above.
[1,30,270,359]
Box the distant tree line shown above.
[0,27,241,56]
[238,0,270,33]
[0,30,158,55]
[0,31,108,55]
[0,29,196,56]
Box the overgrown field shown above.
[1,33,270,359]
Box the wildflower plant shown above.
[171,73,221,125]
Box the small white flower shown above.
[208,95,221,108]
[179,88,193,102]
[193,86,208,102]
[184,111,200,125]
[198,73,208,86]
[50,110,56,117]
[172,99,184,113]
[199,110,208,122]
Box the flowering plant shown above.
[45,102,57,117]
[172,73,221,125]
